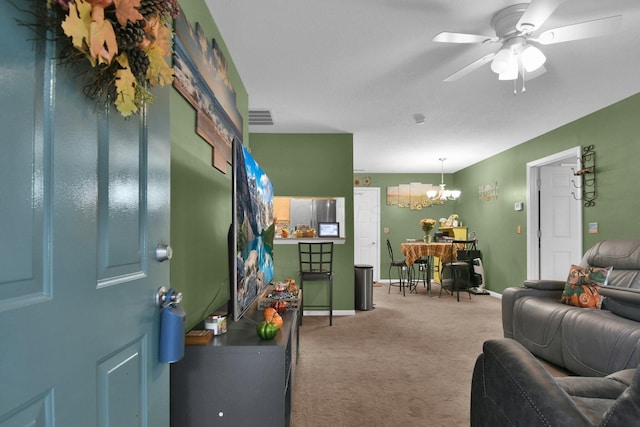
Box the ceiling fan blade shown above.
[516,0,567,33]
[443,53,496,82]
[433,32,498,44]
[536,15,622,45]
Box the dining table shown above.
[400,241,457,266]
[399,241,457,296]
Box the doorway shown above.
[526,147,583,280]
[354,187,380,282]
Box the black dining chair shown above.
[413,256,432,296]
[386,239,412,296]
[439,239,478,301]
[298,242,334,326]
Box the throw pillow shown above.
[560,265,612,309]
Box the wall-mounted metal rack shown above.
[571,145,596,207]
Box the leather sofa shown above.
[502,240,640,377]
[471,338,640,426]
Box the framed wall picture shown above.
[173,7,243,173]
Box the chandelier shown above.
[427,158,461,201]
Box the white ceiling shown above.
[205,0,640,173]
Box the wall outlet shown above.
[514,202,523,211]
[383,227,390,234]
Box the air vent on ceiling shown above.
[249,109,274,126]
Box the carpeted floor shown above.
[290,282,504,427]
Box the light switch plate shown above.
[514,202,523,211]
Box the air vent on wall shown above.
[249,109,274,126]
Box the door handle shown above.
[155,243,173,262]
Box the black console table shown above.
[170,310,299,427]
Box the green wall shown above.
[168,1,640,324]
[249,133,355,312]
[455,93,640,293]
[358,93,640,295]
[353,173,463,269]
[170,1,248,330]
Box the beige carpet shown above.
[290,282,504,427]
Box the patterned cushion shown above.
[561,265,612,309]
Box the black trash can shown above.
[354,264,374,310]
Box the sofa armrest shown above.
[471,338,592,427]
[523,279,566,290]
[502,285,564,338]
[600,286,640,305]
[600,287,640,322]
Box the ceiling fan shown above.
[433,0,622,83]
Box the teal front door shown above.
[1,4,171,426]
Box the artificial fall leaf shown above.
[154,23,173,57]
[113,0,144,27]
[60,0,92,53]
[114,54,138,116]
[89,5,118,64]
[141,16,159,49]
[86,0,114,6]
[145,44,174,87]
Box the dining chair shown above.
[439,239,478,301]
[413,257,431,295]
[298,242,334,326]
[386,239,411,296]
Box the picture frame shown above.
[172,6,243,173]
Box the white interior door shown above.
[539,165,582,279]
[354,188,380,281]
[527,148,582,280]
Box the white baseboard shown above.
[487,290,502,299]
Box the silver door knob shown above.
[155,243,173,262]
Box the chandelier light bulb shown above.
[426,158,461,202]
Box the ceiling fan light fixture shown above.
[521,45,546,72]
[490,48,514,74]
[498,63,519,80]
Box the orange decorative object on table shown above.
[263,307,278,321]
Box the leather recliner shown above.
[502,240,640,377]
[471,338,640,426]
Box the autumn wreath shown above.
[21,0,178,116]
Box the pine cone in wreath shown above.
[113,20,146,50]
[127,47,151,80]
